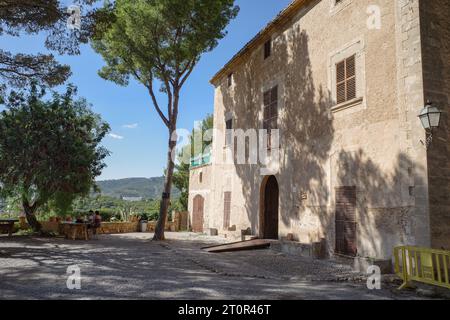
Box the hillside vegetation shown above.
[96,177,180,200]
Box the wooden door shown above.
[192,195,204,233]
[335,187,357,256]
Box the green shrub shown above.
[15,229,35,236]
[148,211,159,221]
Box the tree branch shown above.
[145,80,170,128]
[179,59,197,88]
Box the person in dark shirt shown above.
[91,211,102,239]
[75,216,84,224]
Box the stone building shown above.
[188,0,450,263]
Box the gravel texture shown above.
[0,232,424,300]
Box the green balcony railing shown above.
[190,152,211,168]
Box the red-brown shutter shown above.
[336,55,356,104]
[335,187,357,256]
[223,192,231,229]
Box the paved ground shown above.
[0,232,423,300]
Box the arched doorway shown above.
[192,195,204,233]
[260,175,279,239]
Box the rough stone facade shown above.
[419,0,450,250]
[188,164,212,232]
[188,0,449,261]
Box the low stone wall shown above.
[270,239,327,260]
[173,211,189,231]
[98,222,139,234]
[41,221,59,233]
[144,220,178,232]
[16,212,189,235]
[18,218,61,233]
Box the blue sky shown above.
[1,0,292,180]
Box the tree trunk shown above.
[23,201,42,233]
[153,131,177,241]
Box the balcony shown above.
[190,152,211,168]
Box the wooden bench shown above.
[0,219,19,237]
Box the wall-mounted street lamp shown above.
[418,100,442,149]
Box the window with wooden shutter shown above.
[223,191,231,229]
[336,55,356,104]
[263,86,278,150]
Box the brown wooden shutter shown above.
[223,192,231,229]
[335,186,357,256]
[263,86,278,150]
[336,61,346,104]
[346,55,356,100]
[336,55,356,104]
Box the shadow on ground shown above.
[0,233,422,300]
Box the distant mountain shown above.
[95,177,180,200]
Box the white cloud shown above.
[108,133,124,140]
[122,123,138,129]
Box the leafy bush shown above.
[148,211,159,221]
[15,229,35,236]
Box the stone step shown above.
[202,239,273,253]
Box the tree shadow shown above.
[333,150,425,259]
[216,20,429,260]
[0,235,402,299]
[220,26,334,242]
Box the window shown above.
[336,55,356,104]
[223,192,231,229]
[263,86,278,149]
[199,172,203,183]
[227,73,233,87]
[329,39,365,110]
[264,39,272,59]
[225,118,233,146]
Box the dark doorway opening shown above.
[261,175,279,239]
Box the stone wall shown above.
[97,222,139,234]
[17,215,186,235]
[173,211,189,231]
[419,0,450,250]
[188,164,212,231]
[205,0,442,260]
[18,219,68,234]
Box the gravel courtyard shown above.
[0,232,420,300]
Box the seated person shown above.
[75,216,84,223]
[88,210,95,224]
[91,211,102,239]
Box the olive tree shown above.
[0,86,110,231]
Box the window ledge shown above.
[331,97,363,113]
[330,0,352,16]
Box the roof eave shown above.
[210,0,310,86]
